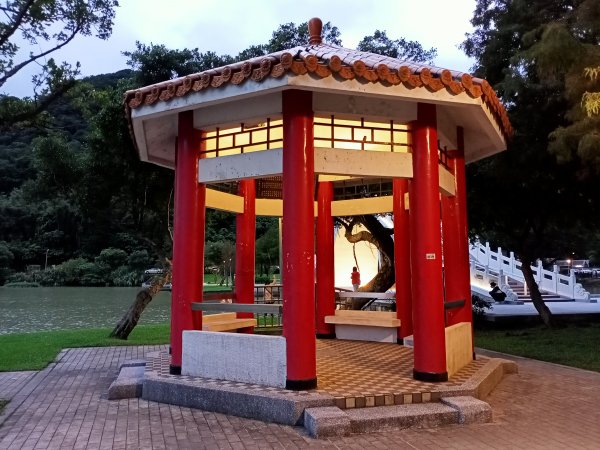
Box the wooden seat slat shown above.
[324,316,400,327]
[203,318,257,332]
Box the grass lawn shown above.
[0,324,170,372]
[203,285,233,293]
[475,323,600,372]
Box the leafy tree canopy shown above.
[357,30,437,63]
[0,0,119,129]
[462,0,600,325]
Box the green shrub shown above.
[255,275,272,284]
[111,265,141,286]
[127,250,152,271]
[95,248,128,268]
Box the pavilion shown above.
[125,18,511,390]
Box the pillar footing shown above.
[413,369,448,382]
[286,378,317,390]
[169,365,182,375]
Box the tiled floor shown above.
[315,339,486,408]
[148,339,488,410]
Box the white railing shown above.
[469,241,590,302]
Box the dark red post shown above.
[282,89,317,390]
[170,111,206,374]
[393,178,412,341]
[442,127,473,328]
[316,181,335,338]
[236,179,256,331]
[410,103,447,382]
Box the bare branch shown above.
[0,25,81,88]
[0,0,36,47]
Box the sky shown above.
[4,0,478,98]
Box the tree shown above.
[582,66,600,117]
[123,43,234,87]
[357,30,437,63]
[462,0,600,326]
[337,215,395,292]
[0,0,119,128]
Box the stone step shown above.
[108,360,146,400]
[303,396,492,437]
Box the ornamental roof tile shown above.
[124,26,512,139]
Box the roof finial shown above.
[308,17,323,45]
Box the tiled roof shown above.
[124,41,512,139]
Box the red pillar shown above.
[410,103,447,382]
[393,178,412,341]
[316,181,335,338]
[282,89,317,390]
[236,179,256,331]
[170,111,206,374]
[442,127,473,328]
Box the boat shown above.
[141,268,172,291]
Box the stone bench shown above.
[324,310,400,342]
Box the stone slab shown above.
[182,331,286,388]
[334,324,396,342]
[303,406,351,438]
[107,365,145,400]
[143,373,334,426]
[441,396,492,424]
[120,359,146,369]
[344,402,458,433]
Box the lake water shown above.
[0,287,171,335]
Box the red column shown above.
[410,103,447,382]
[170,111,206,375]
[316,181,335,338]
[393,178,412,341]
[442,127,473,328]
[282,89,317,390]
[235,179,256,332]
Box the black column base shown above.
[286,377,317,390]
[413,369,448,382]
[396,338,404,345]
[316,333,336,339]
[169,364,181,375]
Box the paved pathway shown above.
[1,345,599,449]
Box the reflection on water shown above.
[0,287,171,335]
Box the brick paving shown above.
[1,345,599,449]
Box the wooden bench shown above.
[200,312,257,332]
[325,310,400,343]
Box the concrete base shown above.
[303,397,492,437]
[143,371,333,426]
[143,348,516,437]
[441,396,492,424]
[182,331,286,388]
[304,407,352,438]
[108,360,146,400]
[335,324,396,343]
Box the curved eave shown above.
[125,46,511,168]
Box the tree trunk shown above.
[520,256,554,327]
[341,215,395,292]
[110,266,171,339]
